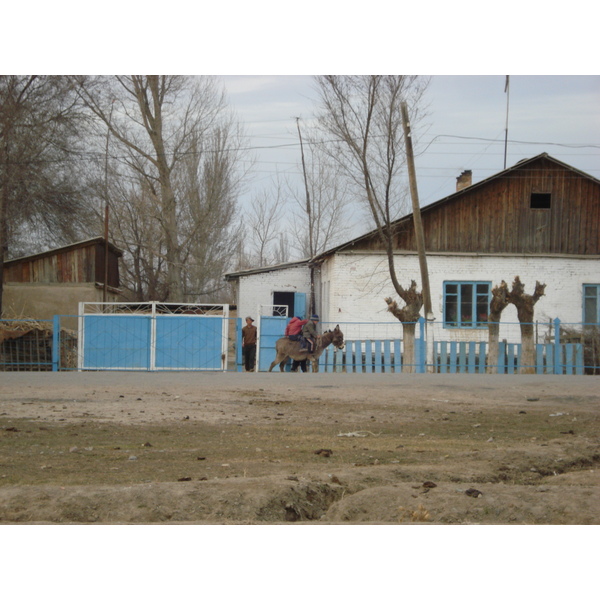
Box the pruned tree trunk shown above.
[508,276,546,374]
[385,281,423,373]
[487,280,510,374]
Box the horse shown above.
[268,325,345,373]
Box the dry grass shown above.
[2,402,598,489]
[398,504,432,522]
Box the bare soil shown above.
[0,372,598,524]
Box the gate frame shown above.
[77,301,230,371]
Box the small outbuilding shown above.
[2,236,122,325]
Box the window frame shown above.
[443,281,492,329]
[583,284,600,325]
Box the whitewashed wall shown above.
[235,265,312,321]
[318,252,599,343]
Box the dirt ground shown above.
[0,371,598,524]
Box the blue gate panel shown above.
[155,316,223,370]
[258,316,287,371]
[83,315,151,370]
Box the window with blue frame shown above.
[583,284,600,324]
[444,281,491,328]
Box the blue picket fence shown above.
[318,339,584,374]
[315,317,590,374]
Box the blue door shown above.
[258,315,287,371]
[294,292,307,319]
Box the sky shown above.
[221,74,600,239]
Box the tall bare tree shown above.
[73,75,245,303]
[101,172,168,301]
[313,75,429,371]
[177,124,245,302]
[289,131,353,259]
[0,75,87,315]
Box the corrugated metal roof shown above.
[224,258,310,280]
[4,237,123,265]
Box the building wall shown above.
[3,283,121,330]
[235,266,312,322]
[321,252,599,342]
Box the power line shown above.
[3,133,598,169]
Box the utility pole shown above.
[296,117,315,315]
[401,101,434,371]
[103,101,115,306]
[504,75,510,169]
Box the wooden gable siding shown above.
[94,243,120,288]
[4,242,119,286]
[356,157,600,255]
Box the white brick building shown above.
[225,154,600,346]
[226,260,312,323]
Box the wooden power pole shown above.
[401,102,434,371]
[296,117,315,316]
[401,102,432,317]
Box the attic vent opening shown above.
[530,192,551,209]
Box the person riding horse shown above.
[285,316,308,342]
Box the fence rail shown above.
[314,318,597,375]
[1,316,598,374]
[317,339,585,374]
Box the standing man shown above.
[242,316,257,372]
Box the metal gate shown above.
[257,305,288,371]
[78,302,229,371]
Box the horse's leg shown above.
[311,358,319,373]
[268,356,280,372]
[279,359,286,372]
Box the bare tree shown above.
[385,283,423,372]
[487,280,510,374]
[177,124,245,302]
[289,132,353,258]
[272,232,291,265]
[104,174,168,301]
[508,276,546,374]
[73,75,246,303]
[313,75,429,371]
[0,75,87,315]
[245,184,285,268]
[487,277,546,374]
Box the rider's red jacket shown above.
[285,317,308,336]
